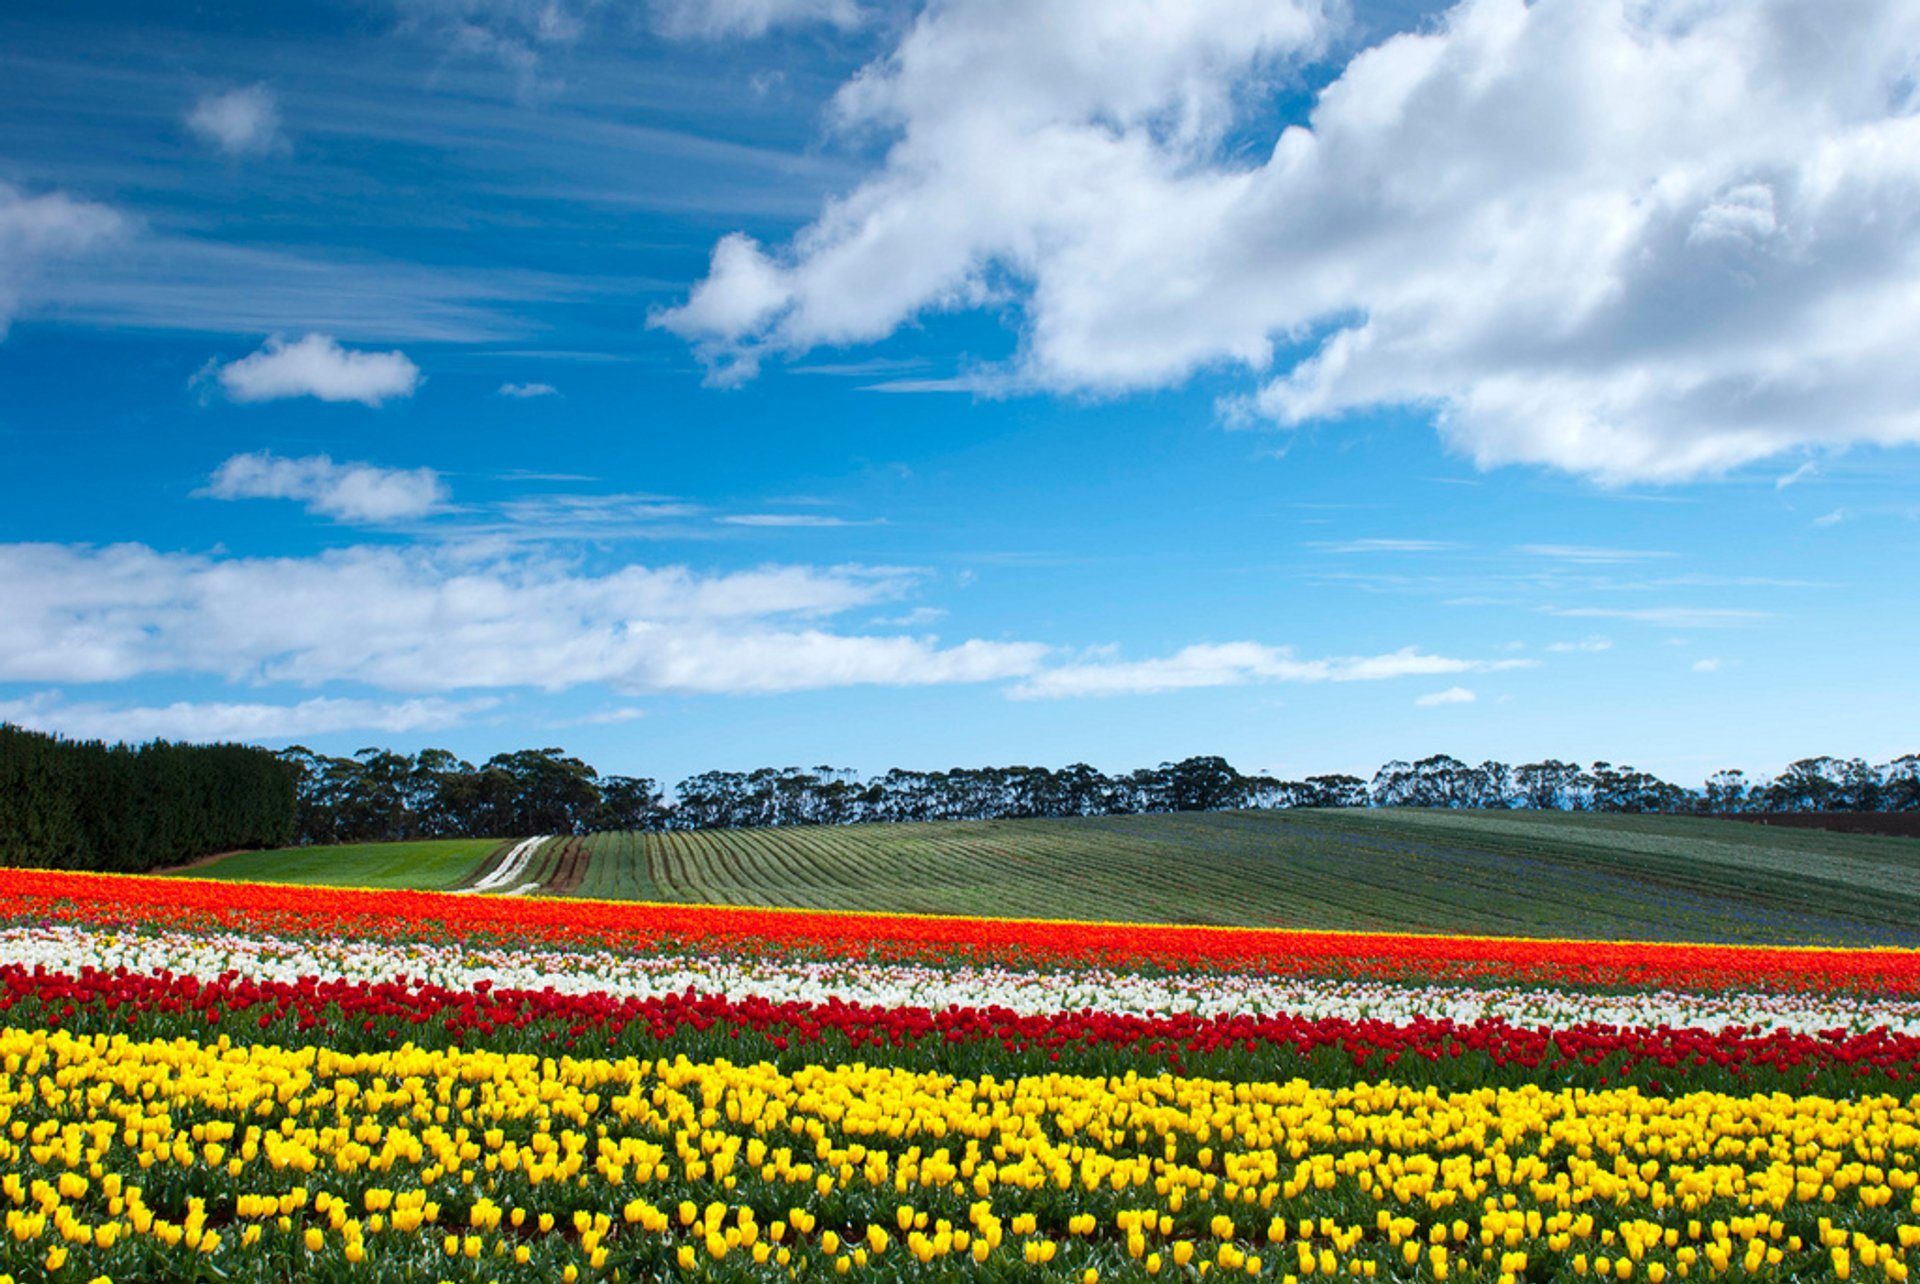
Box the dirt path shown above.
[148,849,249,876]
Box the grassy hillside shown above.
[182,838,503,890]
[578,809,1920,946]
[172,811,1920,946]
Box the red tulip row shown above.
[8,868,1919,994]
[4,961,1914,1093]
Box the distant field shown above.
[579,809,1920,946]
[177,811,1920,945]
[183,838,504,890]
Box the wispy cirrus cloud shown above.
[651,0,865,38]
[1008,642,1533,700]
[0,184,125,337]
[1519,544,1678,564]
[1546,606,1770,628]
[0,691,496,742]
[1415,686,1476,707]
[717,513,878,528]
[1313,538,1460,554]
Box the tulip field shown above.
[7,867,1920,1282]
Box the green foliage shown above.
[280,744,628,843]
[0,723,295,872]
[574,808,1920,946]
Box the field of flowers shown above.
[5,868,1920,1281]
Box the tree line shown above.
[0,724,294,871]
[278,744,1920,844]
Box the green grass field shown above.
[181,838,503,890]
[580,809,1920,946]
[178,810,1920,945]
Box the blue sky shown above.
[3,0,1917,787]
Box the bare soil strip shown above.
[544,837,590,896]
[149,849,250,876]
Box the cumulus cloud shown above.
[200,453,450,523]
[0,185,124,338]
[1008,642,1532,699]
[0,692,494,742]
[186,85,285,156]
[202,334,421,405]
[661,0,1920,482]
[498,381,558,398]
[0,542,1046,696]
[1415,686,1476,706]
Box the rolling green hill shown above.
[177,811,1920,945]
[182,838,504,890]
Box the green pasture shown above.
[180,838,503,890]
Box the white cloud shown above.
[1692,656,1723,672]
[1415,685,1476,707]
[1314,538,1459,553]
[499,381,559,398]
[1008,642,1533,699]
[859,375,1004,395]
[873,606,947,627]
[389,0,592,93]
[1775,460,1818,489]
[201,453,450,523]
[0,542,1046,696]
[1545,635,1612,653]
[186,85,285,156]
[461,492,707,543]
[204,334,421,405]
[661,0,1920,483]
[718,514,869,527]
[1519,544,1676,564]
[47,238,559,343]
[0,185,124,338]
[0,692,494,742]
[573,706,648,725]
[652,0,864,38]
[1547,606,1769,628]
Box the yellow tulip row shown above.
[3,1024,1920,1280]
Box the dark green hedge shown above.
[0,723,295,872]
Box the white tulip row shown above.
[2,923,1913,1036]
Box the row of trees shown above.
[278,744,1920,844]
[0,724,295,871]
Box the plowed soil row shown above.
[543,837,591,895]
[1728,813,1920,838]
